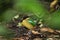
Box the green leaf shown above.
[1,9,18,22]
[13,0,49,19]
[45,9,60,30]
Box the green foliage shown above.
[1,9,18,22]
[45,9,60,30]
[0,0,60,39]
[0,24,15,38]
[13,0,49,19]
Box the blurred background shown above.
[0,0,60,40]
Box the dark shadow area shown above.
[0,0,14,15]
